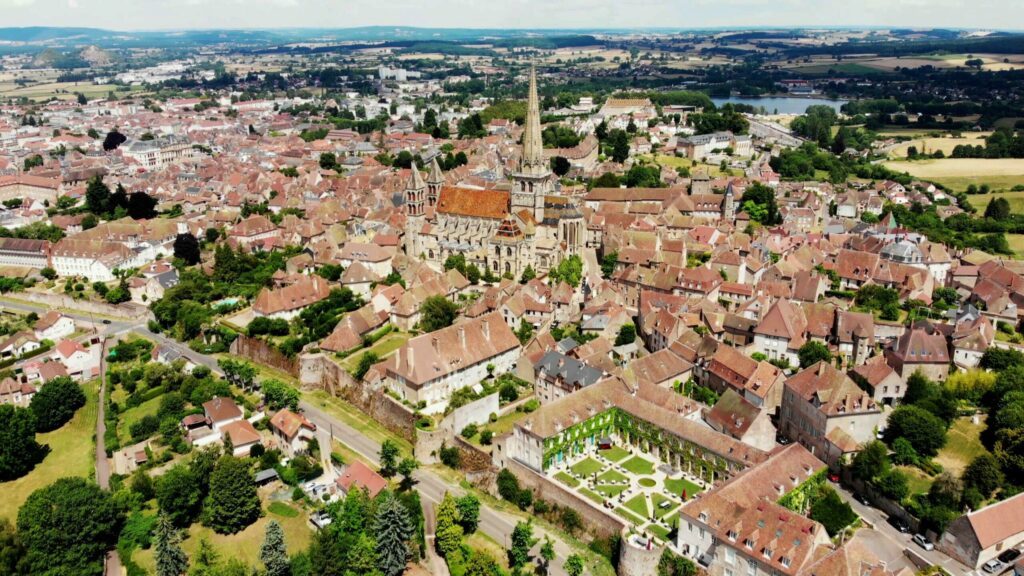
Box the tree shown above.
[203,456,261,534]
[797,342,832,369]
[127,192,158,219]
[985,197,1011,220]
[456,494,480,534]
[600,251,618,278]
[885,405,947,457]
[508,519,537,569]
[102,129,127,151]
[540,537,555,575]
[740,182,780,225]
[85,175,111,215]
[962,453,1003,498]
[374,491,413,576]
[0,405,47,481]
[40,267,57,280]
[172,233,201,265]
[397,457,419,490]
[435,492,464,558]
[565,554,585,576]
[354,351,379,381]
[262,379,299,411]
[891,437,919,466]
[157,465,203,527]
[29,376,85,432]
[17,477,124,576]
[318,152,337,171]
[809,487,857,536]
[379,439,400,478]
[615,323,637,346]
[218,358,256,391]
[516,318,534,344]
[851,440,889,482]
[610,130,630,163]
[260,520,290,576]
[520,265,536,284]
[0,519,27,576]
[874,468,910,501]
[419,295,459,332]
[550,156,571,177]
[154,512,189,576]
[465,551,501,576]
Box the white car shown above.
[913,534,934,551]
[982,559,1004,574]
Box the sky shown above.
[0,0,1019,32]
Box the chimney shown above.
[458,325,466,348]
[408,347,415,372]
[432,337,439,354]
[482,318,490,340]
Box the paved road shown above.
[834,485,973,576]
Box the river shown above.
[711,96,849,115]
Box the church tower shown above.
[427,156,444,208]
[511,67,551,223]
[723,182,736,222]
[405,163,426,256]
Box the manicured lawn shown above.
[594,484,629,498]
[623,494,649,520]
[555,472,580,488]
[651,493,679,519]
[615,507,645,525]
[647,524,671,541]
[473,409,529,446]
[622,456,655,475]
[304,389,412,453]
[639,478,657,488]
[339,333,410,373]
[598,446,630,462]
[0,379,99,521]
[596,469,628,484]
[267,501,300,518]
[665,477,702,500]
[118,394,163,444]
[935,416,987,475]
[570,457,605,477]
[135,499,313,572]
[579,487,605,504]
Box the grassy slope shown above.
[0,379,99,521]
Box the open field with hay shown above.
[886,132,991,158]
[882,158,1024,192]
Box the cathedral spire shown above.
[407,162,426,190]
[520,66,544,172]
[428,156,444,184]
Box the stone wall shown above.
[618,529,664,576]
[300,352,418,444]
[231,334,299,376]
[504,458,627,540]
[11,292,152,321]
[453,436,495,474]
[447,393,499,436]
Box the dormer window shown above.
[780,556,791,568]
[727,530,738,541]
[762,548,772,559]
[744,538,754,549]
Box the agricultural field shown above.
[1007,234,1024,259]
[886,132,991,158]
[0,80,138,101]
[965,190,1024,213]
[882,158,1024,192]
[0,379,99,521]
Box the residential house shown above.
[939,492,1024,570]
[0,377,36,407]
[533,350,605,405]
[336,460,388,498]
[253,275,333,320]
[752,299,807,367]
[33,311,75,341]
[705,389,777,451]
[884,324,951,382]
[269,409,317,457]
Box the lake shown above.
[711,96,849,115]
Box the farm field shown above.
[0,80,139,101]
[882,158,1024,192]
[1007,234,1024,259]
[0,379,99,521]
[886,133,990,158]
[966,190,1024,213]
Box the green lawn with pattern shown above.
[623,494,650,520]
[615,507,645,525]
[579,487,605,504]
[570,457,604,477]
[622,456,655,475]
[647,524,672,541]
[596,469,628,484]
[598,446,630,462]
[665,477,703,499]
[555,471,580,488]
[594,484,629,498]
[651,493,680,519]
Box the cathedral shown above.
[404,68,585,278]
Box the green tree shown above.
[203,456,261,534]
[520,265,536,284]
[985,197,1011,220]
[419,295,459,332]
[885,405,947,458]
[891,437,919,466]
[17,477,124,576]
[850,440,889,482]
[600,251,618,278]
[174,234,201,265]
[808,487,857,536]
[260,520,290,576]
[435,492,464,558]
[154,512,189,576]
[262,379,300,411]
[550,156,571,177]
[0,519,27,575]
[508,519,537,569]
[456,495,480,534]
[540,536,555,575]
[740,182,780,225]
[354,351,379,381]
[565,554,585,576]
[379,439,400,478]
[398,457,419,491]
[318,152,337,171]
[0,405,47,481]
[156,465,203,527]
[615,323,637,346]
[29,376,85,432]
[610,130,630,163]
[874,468,910,501]
[374,491,413,576]
[797,341,832,369]
[465,551,501,576]
[85,175,111,215]
[961,453,1003,498]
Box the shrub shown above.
[479,430,494,445]
[460,424,479,439]
[808,487,857,536]
[439,444,460,468]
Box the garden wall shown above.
[300,352,418,445]
[10,292,152,321]
[504,458,627,540]
[231,334,299,376]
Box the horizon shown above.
[0,0,1019,34]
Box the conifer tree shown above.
[154,512,189,576]
[259,520,290,576]
[374,492,413,576]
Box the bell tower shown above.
[511,66,551,223]
[405,163,426,255]
[427,156,444,208]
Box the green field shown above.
[579,487,605,504]
[0,380,99,521]
[621,456,655,476]
[614,507,645,525]
[594,484,629,497]
[570,457,604,477]
[934,417,987,476]
[897,465,934,496]
[117,394,163,444]
[339,333,410,374]
[598,446,630,462]
[555,471,580,488]
[623,494,649,520]
[966,190,1024,212]
[135,501,313,572]
[1008,235,1024,259]
[665,477,702,499]
[647,524,671,541]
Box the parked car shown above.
[982,559,1003,573]
[998,549,1021,564]
[913,534,934,551]
[858,494,871,506]
[888,516,910,533]
[828,473,840,483]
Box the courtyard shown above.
[551,442,706,543]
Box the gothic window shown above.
[495,245,500,256]
[506,247,512,257]
[492,261,499,271]
[505,262,511,275]
[428,250,434,259]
